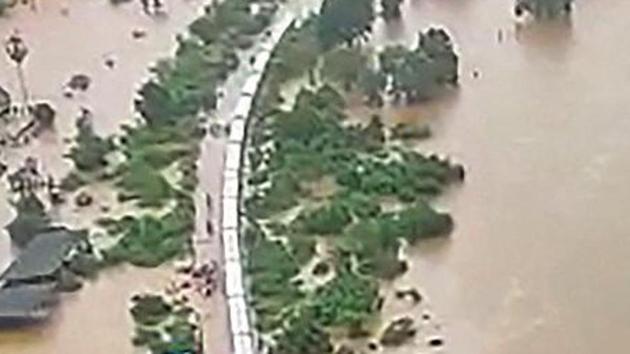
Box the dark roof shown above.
[0,284,56,318]
[1,229,82,282]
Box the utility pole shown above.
[5,31,30,117]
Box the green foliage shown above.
[130,294,173,326]
[311,264,378,328]
[119,119,199,169]
[378,28,459,103]
[289,235,317,265]
[294,201,352,235]
[336,192,381,219]
[357,67,386,107]
[59,171,87,192]
[246,171,301,219]
[130,294,198,353]
[103,209,192,267]
[317,0,375,49]
[117,159,174,208]
[67,121,113,173]
[245,18,465,344]
[391,123,431,140]
[362,114,386,149]
[321,46,367,90]
[137,0,278,125]
[269,18,321,83]
[381,0,403,21]
[248,237,303,331]
[6,193,51,247]
[394,202,454,244]
[339,201,452,278]
[271,308,334,354]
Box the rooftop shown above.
[1,229,83,283]
[0,284,56,319]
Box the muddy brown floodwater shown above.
[0,0,206,352]
[371,0,630,353]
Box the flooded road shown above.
[373,1,630,353]
[0,0,205,352]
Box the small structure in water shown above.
[0,229,86,326]
[0,284,57,327]
[0,229,85,288]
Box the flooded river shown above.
[373,0,630,353]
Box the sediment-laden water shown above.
[3,0,630,353]
[373,1,630,353]
[0,0,205,352]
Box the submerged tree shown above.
[321,46,367,91]
[6,192,51,247]
[311,262,379,328]
[357,67,386,107]
[378,27,458,104]
[515,0,574,19]
[66,116,112,172]
[381,0,404,21]
[317,0,375,49]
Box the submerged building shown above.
[0,229,84,326]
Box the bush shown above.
[311,264,378,328]
[130,294,173,326]
[103,212,190,268]
[67,122,113,173]
[117,160,174,208]
[6,193,51,247]
[296,202,351,235]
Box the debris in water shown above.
[104,57,116,69]
[380,317,417,347]
[428,337,445,348]
[67,74,91,91]
[132,29,147,39]
[394,288,423,304]
[75,191,94,207]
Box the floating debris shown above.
[74,191,93,207]
[428,336,445,348]
[380,317,417,347]
[67,74,91,91]
[131,29,147,39]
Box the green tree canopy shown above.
[317,0,375,49]
[67,120,113,172]
[6,193,51,247]
[311,264,378,328]
[381,0,404,21]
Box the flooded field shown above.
[373,0,630,353]
[0,0,205,352]
[2,0,630,353]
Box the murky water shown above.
[372,1,630,353]
[0,266,173,354]
[0,0,206,352]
